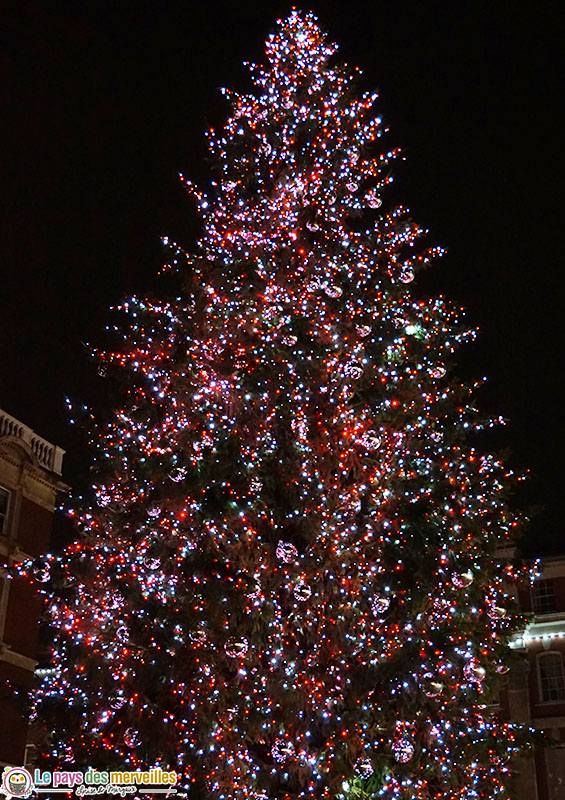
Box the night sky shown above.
[2,1,562,553]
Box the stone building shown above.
[0,408,66,767]
[501,555,565,800]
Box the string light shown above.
[15,10,534,800]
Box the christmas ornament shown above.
[391,737,415,763]
[306,220,319,232]
[169,466,187,482]
[464,658,486,684]
[189,628,207,644]
[34,565,51,583]
[366,189,382,208]
[488,604,507,619]
[282,96,293,109]
[358,430,381,450]
[250,478,263,493]
[344,362,364,380]
[225,637,249,658]
[347,496,362,514]
[271,739,295,762]
[429,364,447,379]
[109,693,127,710]
[452,570,474,588]
[421,672,443,698]
[430,431,443,442]
[354,757,374,778]
[372,596,391,615]
[97,364,107,377]
[276,541,298,563]
[399,267,414,284]
[346,181,358,192]
[496,663,510,675]
[282,335,298,346]
[147,506,160,518]
[144,557,160,570]
[356,324,371,337]
[123,728,141,748]
[247,578,262,602]
[224,181,237,191]
[325,284,343,299]
[294,581,312,601]
[116,626,128,642]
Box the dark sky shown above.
[1,0,563,553]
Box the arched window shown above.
[538,652,565,703]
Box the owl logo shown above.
[0,767,33,799]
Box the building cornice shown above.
[0,410,65,476]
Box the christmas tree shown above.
[21,11,533,800]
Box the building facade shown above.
[0,408,65,767]
[500,556,565,800]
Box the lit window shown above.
[0,486,10,536]
[538,653,565,703]
[532,579,556,614]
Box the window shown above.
[532,579,556,614]
[0,486,10,536]
[538,653,565,703]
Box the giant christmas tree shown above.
[24,11,532,800]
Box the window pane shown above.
[533,580,556,614]
[540,654,565,702]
